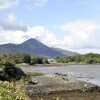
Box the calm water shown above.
[21,65,100,86]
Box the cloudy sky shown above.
[0,0,100,54]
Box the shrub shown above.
[0,62,26,81]
[0,81,30,100]
[23,54,31,64]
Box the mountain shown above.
[0,38,79,57]
[0,38,66,57]
[52,48,80,56]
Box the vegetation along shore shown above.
[1,53,100,99]
[0,62,100,100]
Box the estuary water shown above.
[21,65,100,86]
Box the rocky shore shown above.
[25,73,100,98]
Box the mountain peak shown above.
[21,38,39,45]
[0,38,79,57]
[25,38,37,42]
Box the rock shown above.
[25,74,100,97]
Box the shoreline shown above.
[25,73,100,98]
[31,92,100,100]
[16,63,100,68]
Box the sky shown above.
[0,0,100,54]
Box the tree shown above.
[22,54,31,64]
[31,57,37,64]
[42,58,49,64]
[36,57,43,64]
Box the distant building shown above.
[47,59,54,63]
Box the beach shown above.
[25,73,100,99]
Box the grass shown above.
[0,80,30,100]
[25,71,44,76]
[59,79,69,84]
[16,63,81,68]
[16,63,97,68]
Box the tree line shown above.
[55,53,100,64]
[1,53,100,66]
[0,53,49,66]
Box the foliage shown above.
[0,53,49,65]
[31,56,49,64]
[22,54,31,64]
[3,61,15,67]
[26,71,44,76]
[42,58,49,64]
[54,53,100,64]
[0,61,38,85]
[0,62,26,81]
[0,81,30,100]
[0,61,38,100]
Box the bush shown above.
[3,61,15,67]
[0,81,30,100]
[0,62,26,81]
[23,54,31,64]
[43,58,49,64]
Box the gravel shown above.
[25,74,100,97]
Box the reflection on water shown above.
[32,92,100,100]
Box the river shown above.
[21,65,100,86]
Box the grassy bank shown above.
[16,63,70,67]
[16,63,100,68]
[25,71,44,76]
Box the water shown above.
[21,65,100,86]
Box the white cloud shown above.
[26,0,48,9]
[58,19,100,49]
[0,25,62,50]
[0,26,57,45]
[0,30,26,44]
[0,0,19,10]
[0,14,28,32]
[24,26,60,47]
[8,14,17,23]
[1,18,100,54]
[33,0,48,7]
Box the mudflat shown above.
[25,73,100,98]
